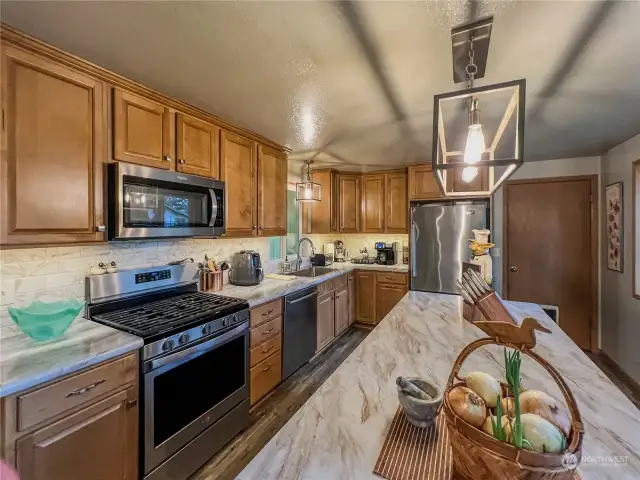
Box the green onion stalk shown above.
[504,348,533,451]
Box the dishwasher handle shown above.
[286,291,318,305]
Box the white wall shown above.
[492,156,602,295]
[600,133,640,383]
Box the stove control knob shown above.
[201,324,212,336]
[178,333,190,345]
[222,317,229,327]
[232,313,239,324]
[162,339,175,351]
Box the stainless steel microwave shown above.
[106,163,225,240]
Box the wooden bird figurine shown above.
[473,317,551,349]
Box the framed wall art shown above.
[606,181,623,272]
[633,160,639,299]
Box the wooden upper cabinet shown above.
[113,88,172,169]
[339,175,361,233]
[386,172,408,233]
[221,130,257,237]
[309,170,332,233]
[1,45,106,245]
[16,388,138,480]
[362,174,385,233]
[258,145,287,236]
[176,113,220,178]
[408,163,443,201]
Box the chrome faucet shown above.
[296,237,315,271]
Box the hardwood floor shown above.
[190,326,371,480]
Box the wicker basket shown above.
[442,337,584,479]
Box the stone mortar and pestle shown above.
[396,376,443,428]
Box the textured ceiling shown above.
[3,1,640,175]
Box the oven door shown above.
[142,323,248,474]
[107,162,225,240]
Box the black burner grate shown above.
[92,292,246,337]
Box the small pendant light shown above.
[296,160,322,202]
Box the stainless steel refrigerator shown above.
[410,200,489,294]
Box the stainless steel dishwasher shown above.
[282,286,318,379]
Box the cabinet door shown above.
[386,172,408,233]
[301,201,312,234]
[113,88,172,169]
[347,274,355,326]
[362,174,385,233]
[376,283,407,323]
[176,113,220,178]
[221,130,257,237]
[334,285,349,336]
[339,175,361,233]
[310,170,332,233]
[408,164,442,200]
[16,387,137,480]
[331,172,340,232]
[258,145,287,236]
[317,292,335,352]
[355,271,376,323]
[1,45,106,245]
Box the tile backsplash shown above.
[0,238,274,320]
[305,234,409,259]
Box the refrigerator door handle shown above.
[411,221,419,277]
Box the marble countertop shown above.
[238,291,640,479]
[219,263,408,307]
[0,316,142,397]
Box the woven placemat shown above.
[374,407,580,480]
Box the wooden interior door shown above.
[176,113,220,178]
[355,271,376,323]
[504,176,597,350]
[386,172,408,233]
[339,175,361,233]
[221,130,257,237]
[408,164,442,200]
[334,286,349,335]
[113,88,172,168]
[257,145,287,236]
[16,388,137,480]
[1,45,105,245]
[317,292,335,352]
[362,174,385,233]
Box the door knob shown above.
[509,266,518,272]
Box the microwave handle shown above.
[208,189,218,226]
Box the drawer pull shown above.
[64,379,106,398]
[262,309,274,316]
[261,328,274,335]
[261,345,274,354]
[261,365,272,372]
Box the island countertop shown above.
[238,291,640,479]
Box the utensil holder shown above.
[207,271,223,292]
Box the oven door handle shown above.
[208,188,218,227]
[146,323,247,372]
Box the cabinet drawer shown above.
[375,272,407,285]
[250,351,282,405]
[250,316,282,347]
[250,333,282,367]
[17,353,137,431]
[317,274,347,295]
[250,298,282,327]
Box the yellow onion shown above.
[521,413,564,453]
[448,386,486,427]
[466,372,501,407]
[501,396,514,417]
[519,390,571,438]
[481,415,512,441]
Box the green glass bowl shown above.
[8,299,84,341]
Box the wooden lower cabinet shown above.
[249,351,282,405]
[317,292,335,352]
[16,387,138,480]
[376,283,407,323]
[347,273,355,327]
[334,286,349,336]
[355,271,376,324]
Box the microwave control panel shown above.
[135,269,172,284]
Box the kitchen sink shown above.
[288,266,336,278]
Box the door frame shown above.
[502,175,599,352]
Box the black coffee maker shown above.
[375,242,396,265]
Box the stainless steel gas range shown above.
[86,264,250,480]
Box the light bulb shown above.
[462,167,478,183]
[464,123,485,165]
[304,186,312,200]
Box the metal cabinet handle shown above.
[262,328,274,335]
[261,345,274,354]
[259,226,264,230]
[253,225,257,230]
[385,276,395,280]
[262,309,274,316]
[261,365,272,372]
[178,159,186,164]
[163,155,172,162]
[127,399,138,408]
[96,225,106,233]
[65,379,106,398]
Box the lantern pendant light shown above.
[296,160,322,202]
[432,16,525,197]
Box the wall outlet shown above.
[491,247,501,257]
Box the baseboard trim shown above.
[598,352,640,400]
